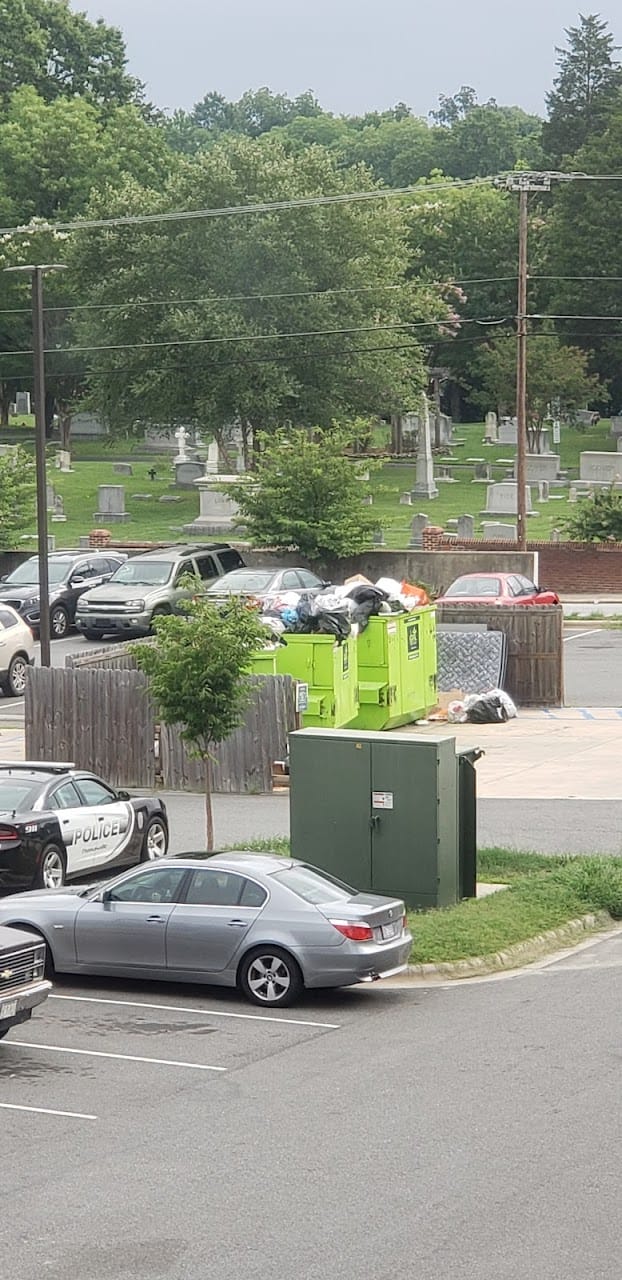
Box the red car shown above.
[437,573,559,606]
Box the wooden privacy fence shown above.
[25,665,296,793]
[435,604,564,706]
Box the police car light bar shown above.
[0,761,76,773]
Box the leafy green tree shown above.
[135,596,268,849]
[0,0,143,111]
[544,109,622,407]
[69,136,441,442]
[230,427,378,560]
[564,487,622,541]
[0,445,35,546]
[543,14,622,164]
[470,331,603,446]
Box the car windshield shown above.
[5,560,70,587]
[0,779,39,811]
[209,571,274,593]
[110,561,173,586]
[445,576,502,598]
[273,865,355,906]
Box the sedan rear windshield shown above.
[273,865,355,905]
[445,576,501,597]
[110,561,173,586]
[0,780,39,811]
[210,571,274,593]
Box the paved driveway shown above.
[2,933,620,1280]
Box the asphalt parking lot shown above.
[0,972,348,1125]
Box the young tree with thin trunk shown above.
[134,595,268,849]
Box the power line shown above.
[0,176,493,238]
[0,314,511,359]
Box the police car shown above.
[0,762,168,892]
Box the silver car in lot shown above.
[0,853,412,1008]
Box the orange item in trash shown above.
[400,580,430,606]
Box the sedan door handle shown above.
[146,914,165,923]
[227,918,247,927]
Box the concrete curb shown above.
[405,911,613,980]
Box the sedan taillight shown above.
[330,920,374,942]
[0,824,19,842]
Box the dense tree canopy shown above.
[543,13,622,164]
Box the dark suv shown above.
[0,552,127,640]
[75,543,245,638]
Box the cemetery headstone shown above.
[516,454,560,483]
[498,417,517,446]
[143,426,177,452]
[408,513,430,549]
[483,481,535,516]
[46,482,56,512]
[473,461,491,481]
[610,416,622,437]
[484,411,498,444]
[113,463,133,476]
[205,440,220,474]
[568,486,578,503]
[538,480,550,502]
[93,485,131,523]
[399,492,412,505]
[550,528,561,543]
[411,393,438,499]
[15,391,31,415]
[184,474,243,534]
[51,494,66,523]
[552,419,561,445]
[579,452,622,485]
[174,460,204,488]
[147,467,158,481]
[482,522,517,540]
[457,514,475,539]
[173,425,190,463]
[55,450,72,473]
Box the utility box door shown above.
[289,732,372,890]
[370,737,458,909]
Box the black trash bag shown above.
[345,584,388,608]
[315,611,351,642]
[350,599,378,632]
[465,694,509,724]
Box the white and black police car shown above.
[0,762,168,893]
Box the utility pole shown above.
[4,263,66,667]
[497,173,552,550]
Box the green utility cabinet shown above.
[272,634,359,728]
[289,728,479,910]
[352,607,438,730]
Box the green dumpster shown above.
[351,606,437,730]
[273,633,359,728]
[247,649,279,677]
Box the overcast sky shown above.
[79,2,621,117]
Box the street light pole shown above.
[4,263,66,667]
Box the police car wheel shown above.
[35,844,66,890]
[141,818,169,861]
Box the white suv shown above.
[0,605,35,697]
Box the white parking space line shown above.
[563,629,603,642]
[7,1042,226,1072]
[50,993,341,1030]
[0,1102,97,1121]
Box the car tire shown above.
[84,630,104,642]
[34,844,66,891]
[238,946,303,1008]
[140,816,169,862]
[50,604,69,639]
[3,653,29,698]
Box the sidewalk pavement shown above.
[561,595,622,618]
[3,708,621,802]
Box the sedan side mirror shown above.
[117,789,130,801]
[0,575,6,583]
[70,575,86,587]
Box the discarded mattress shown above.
[437,628,507,695]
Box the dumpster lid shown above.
[457,747,485,763]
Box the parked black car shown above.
[0,551,127,639]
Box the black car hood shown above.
[0,584,39,600]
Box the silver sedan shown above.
[0,853,412,1008]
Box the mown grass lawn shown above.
[230,842,622,968]
[2,417,617,550]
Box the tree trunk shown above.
[59,411,71,452]
[204,755,214,851]
[213,427,234,472]
[0,383,11,427]
[241,419,252,471]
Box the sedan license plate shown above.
[381,921,400,941]
[0,999,17,1019]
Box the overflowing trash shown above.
[259,575,431,645]
[447,689,518,725]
